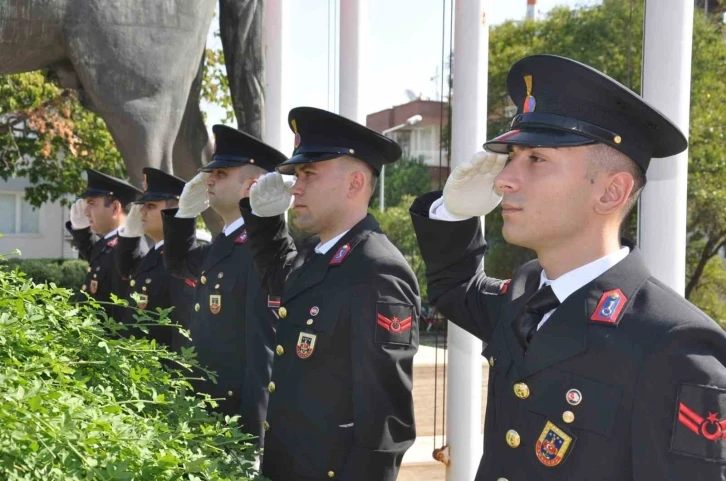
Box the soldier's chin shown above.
[501,224,534,250]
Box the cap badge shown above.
[142,173,148,192]
[523,74,536,113]
[292,118,301,149]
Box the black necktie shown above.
[513,284,561,351]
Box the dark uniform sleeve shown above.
[114,235,145,279]
[65,221,95,261]
[410,191,508,342]
[238,198,297,294]
[161,208,208,279]
[341,256,420,481]
[631,324,726,480]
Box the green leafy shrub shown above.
[1,258,88,290]
[0,262,261,480]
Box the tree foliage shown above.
[0,259,261,480]
[371,156,432,210]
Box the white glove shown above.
[176,172,210,218]
[249,172,295,217]
[119,204,143,238]
[69,198,90,230]
[443,151,507,218]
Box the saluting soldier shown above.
[162,125,285,441]
[241,107,420,481]
[114,167,194,350]
[66,169,142,319]
[410,54,726,480]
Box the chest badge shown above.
[536,421,573,467]
[107,237,118,248]
[566,389,583,406]
[89,279,99,294]
[296,331,317,359]
[209,294,222,314]
[590,289,627,325]
[137,293,149,310]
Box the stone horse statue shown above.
[0,0,265,190]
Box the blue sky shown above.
[203,0,601,128]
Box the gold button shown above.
[279,307,287,318]
[497,478,509,481]
[87,267,91,273]
[201,276,207,285]
[489,357,495,367]
[130,280,136,287]
[81,284,87,291]
[214,284,220,290]
[227,390,234,397]
[268,382,276,393]
[142,286,147,292]
[614,135,622,144]
[505,429,521,448]
[328,471,335,478]
[276,345,285,356]
[563,411,575,424]
[306,319,314,326]
[513,383,530,399]
[93,274,97,279]
[194,303,200,312]
[217,272,224,279]
[145,278,151,284]
[263,421,270,431]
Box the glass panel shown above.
[0,194,16,234]
[20,199,40,234]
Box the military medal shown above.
[209,294,222,314]
[137,293,149,310]
[296,331,317,359]
[89,279,98,294]
[535,421,573,467]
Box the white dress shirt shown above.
[426,194,630,330]
[154,240,165,250]
[315,230,350,255]
[104,228,119,239]
[223,217,246,237]
[536,247,629,329]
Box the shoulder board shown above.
[106,237,119,248]
[235,229,248,244]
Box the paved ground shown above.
[397,345,489,479]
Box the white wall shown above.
[0,178,76,260]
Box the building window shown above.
[0,192,40,235]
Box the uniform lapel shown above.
[135,246,162,275]
[90,234,113,264]
[522,241,650,378]
[282,215,378,303]
[500,263,541,377]
[202,226,242,273]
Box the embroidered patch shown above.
[501,280,511,295]
[209,294,222,314]
[89,279,98,294]
[671,383,726,461]
[329,243,352,265]
[535,421,574,467]
[590,289,627,325]
[296,331,317,359]
[235,229,248,244]
[375,302,415,346]
[107,237,118,248]
[137,293,149,310]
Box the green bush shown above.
[0,262,261,480]
[1,258,88,290]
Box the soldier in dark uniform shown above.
[114,167,194,350]
[240,107,420,481]
[66,169,142,319]
[161,125,285,441]
[410,54,726,480]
